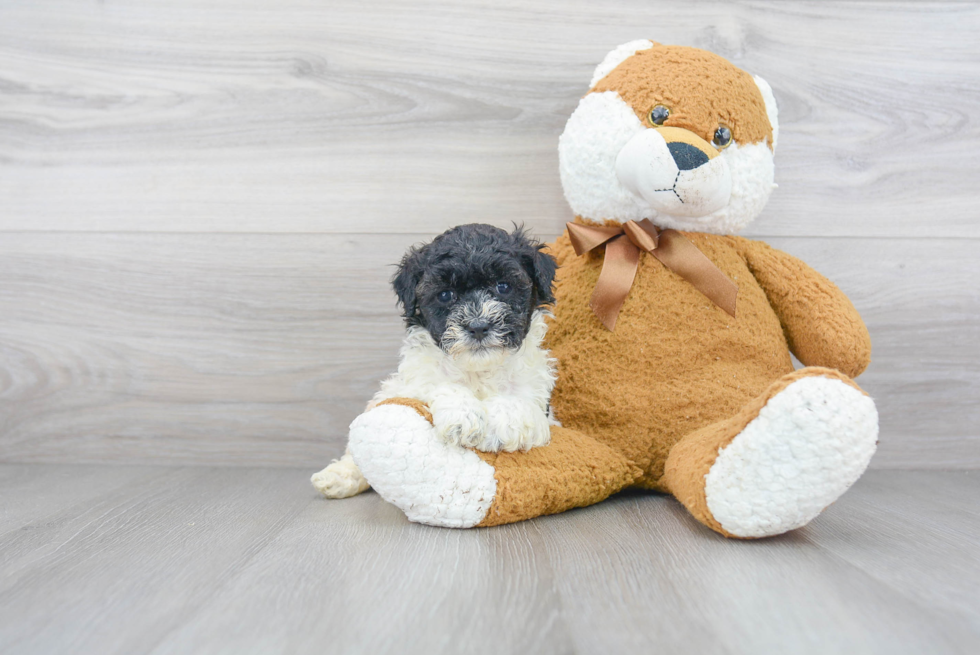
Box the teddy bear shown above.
[338,40,879,539]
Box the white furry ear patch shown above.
[558,91,651,223]
[752,74,779,152]
[590,39,654,88]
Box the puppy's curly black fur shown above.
[393,224,557,353]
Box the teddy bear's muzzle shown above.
[616,126,732,218]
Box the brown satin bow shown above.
[566,219,738,331]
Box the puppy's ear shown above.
[392,245,426,322]
[529,247,557,307]
[513,226,557,307]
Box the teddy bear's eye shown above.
[649,105,670,126]
[712,125,733,149]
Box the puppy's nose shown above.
[467,320,490,340]
[667,141,710,170]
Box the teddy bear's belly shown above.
[545,234,794,487]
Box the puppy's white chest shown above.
[458,370,515,401]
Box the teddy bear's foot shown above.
[704,373,878,537]
[664,367,878,538]
[347,398,641,528]
[347,401,498,528]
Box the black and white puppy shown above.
[313,224,558,499]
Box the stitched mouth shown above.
[651,170,684,204]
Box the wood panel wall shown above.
[1,0,978,468]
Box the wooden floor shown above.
[0,466,976,654]
[2,3,978,653]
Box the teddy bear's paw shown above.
[482,397,552,452]
[311,454,370,499]
[704,375,878,538]
[347,404,497,528]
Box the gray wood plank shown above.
[532,489,978,654]
[805,470,980,630]
[855,469,980,517]
[1,1,978,237]
[2,233,977,467]
[0,464,161,534]
[0,232,410,466]
[0,466,313,655]
[1,467,977,655]
[150,490,571,655]
[76,468,980,655]
[768,237,980,469]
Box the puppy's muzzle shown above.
[616,126,732,217]
[442,292,513,357]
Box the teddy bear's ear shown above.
[753,74,779,152]
[589,39,656,88]
[391,245,426,323]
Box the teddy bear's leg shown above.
[347,398,641,528]
[662,367,878,539]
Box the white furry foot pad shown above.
[347,404,497,528]
[705,375,878,538]
[312,454,370,499]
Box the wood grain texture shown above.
[0,464,157,534]
[1,1,979,237]
[803,470,980,627]
[0,466,977,654]
[0,465,313,654]
[534,488,979,653]
[1,232,977,467]
[1,1,978,467]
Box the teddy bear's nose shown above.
[667,142,710,171]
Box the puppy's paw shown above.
[311,454,370,499]
[431,397,488,449]
[483,397,552,452]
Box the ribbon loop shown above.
[565,219,738,331]
[621,218,660,253]
[567,223,627,256]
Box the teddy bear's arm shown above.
[734,237,871,378]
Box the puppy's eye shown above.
[495,281,512,295]
[649,105,670,126]
[712,124,732,149]
[437,290,455,303]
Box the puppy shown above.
[312,224,559,499]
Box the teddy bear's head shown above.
[559,40,778,234]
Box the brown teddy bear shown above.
[326,41,879,539]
